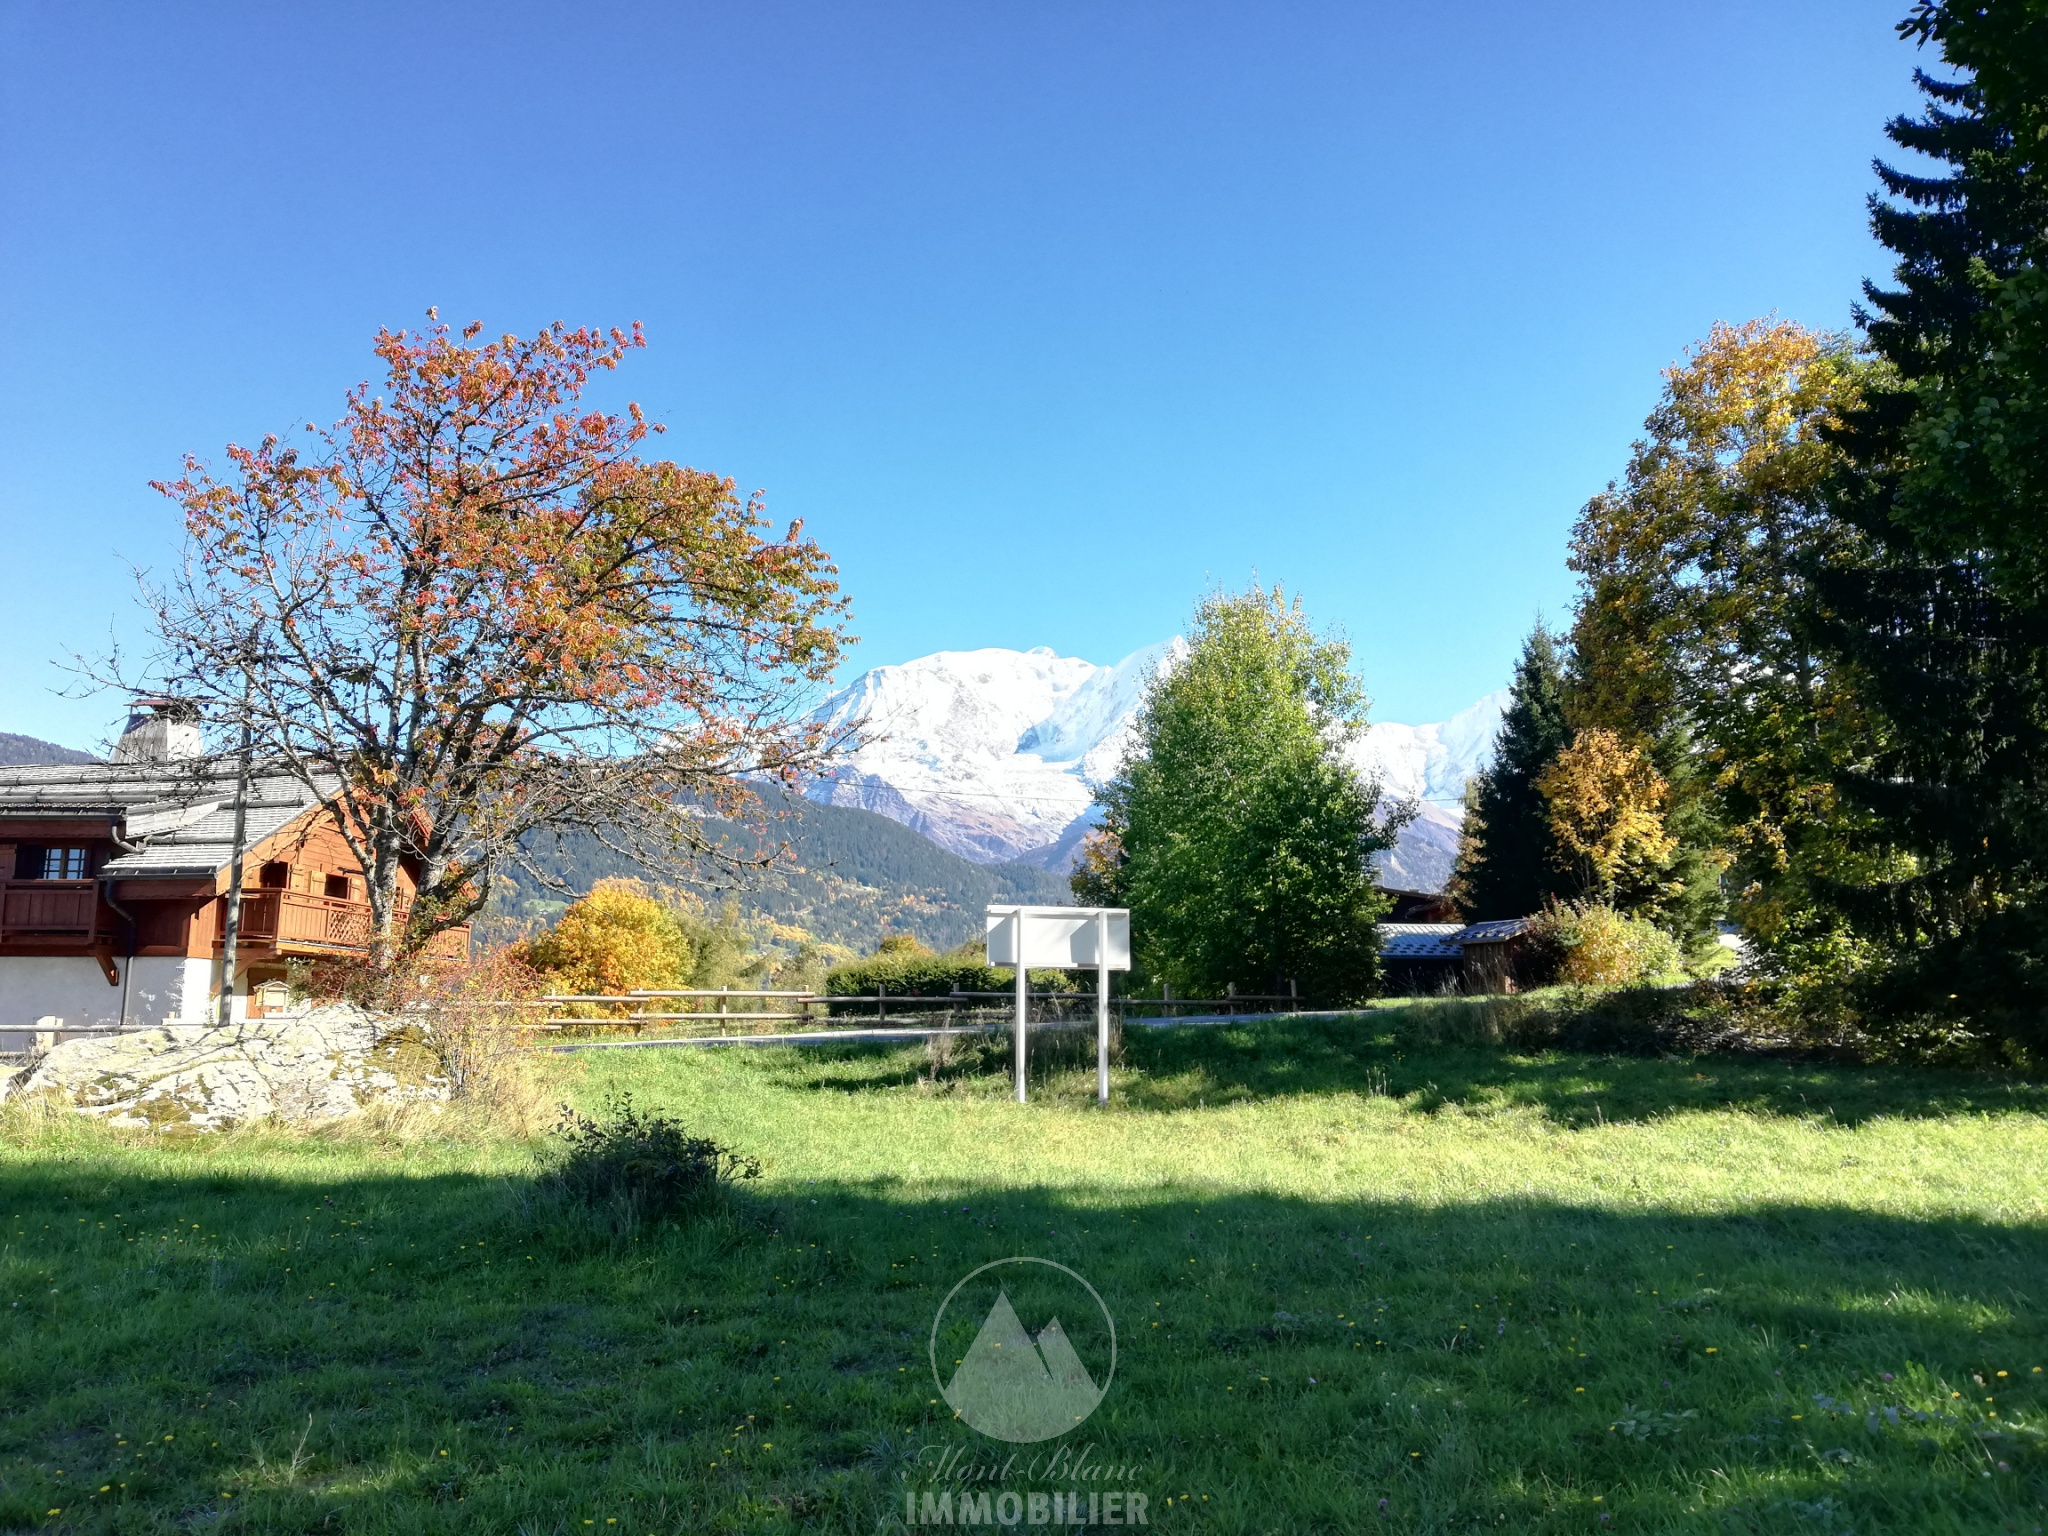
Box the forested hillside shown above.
[485,787,1070,954]
[0,732,97,766]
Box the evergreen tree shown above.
[1094,586,1394,1004]
[1452,625,1572,920]
[1809,1,2048,1038]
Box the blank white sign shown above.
[986,906,1131,970]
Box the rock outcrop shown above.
[6,1007,447,1130]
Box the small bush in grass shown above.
[1532,901,1683,985]
[547,1093,759,1229]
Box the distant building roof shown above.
[1379,922,1465,960]
[1455,918,1536,944]
[0,759,335,879]
[1378,886,1462,923]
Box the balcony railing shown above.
[227,891,469,959]
[0,880,101,939]
[236,890,371,950]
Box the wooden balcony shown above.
[225,891,470,960]
[0,880,102,941]
[236,890,371,951]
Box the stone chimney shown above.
[111,698,205,765]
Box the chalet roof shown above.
[0,759,336,879]
[1456,919,1536,944]
[1379,922,1465,959]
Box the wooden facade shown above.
[1,801,467,1013]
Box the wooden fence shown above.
[490,981,1308,1045]
[1,983,1313,1054]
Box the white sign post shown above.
[986,905,1132,1106]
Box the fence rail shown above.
[3,984,1318,1057]
[500,983,1309,1041]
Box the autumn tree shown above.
[1067,826,1124,909]
[520,879,698,998]
[1091,586,1396,1004]
[517,878,765,1005]
[127,317,849,974]
[1451,624,1572,920]
[1565,319,1875,956]
[1535,729,1679,909]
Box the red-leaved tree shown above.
[124,315,850,969]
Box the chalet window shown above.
[259,861,290,889]
[324,873,353,900]
[14,845,88,880]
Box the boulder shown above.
[8,1007,448,1130]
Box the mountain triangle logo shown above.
[930,1259,1116,1443]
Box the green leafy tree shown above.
[1090,586,1396,1004]
[1808,1,2048,1040]
[1451,624,1572,920]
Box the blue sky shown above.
[1,1,1923,750]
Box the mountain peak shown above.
[807,644,1501,890]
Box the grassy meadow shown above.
[2,1007,2044,1533]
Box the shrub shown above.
[772,939,858,997]
[1532,902,1683,986]
[288,946,553,1133]
[547,1093,759,1230]
[410,949,552,1133]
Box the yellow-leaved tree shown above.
[1536,730,1679,909]
[519,879,697,998]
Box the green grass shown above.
[3,1009,2046,1533]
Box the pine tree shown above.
[1452,625,1571,920]
[1809,2,2048,1035]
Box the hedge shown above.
[824,954,1073,999]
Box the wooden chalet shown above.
[0,703,465,1034]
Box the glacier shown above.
[805,644,1507,892]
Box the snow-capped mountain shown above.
[1353,692,1511,891]
[804,644,1179,864]
[1356,693,1513,808]
[806,645,1507,892]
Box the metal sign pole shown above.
[1096,908,1110,1106]
[1014,909,1028,1104]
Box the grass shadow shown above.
[0,1142,2040,1534]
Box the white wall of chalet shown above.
[0,956,214,1028]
